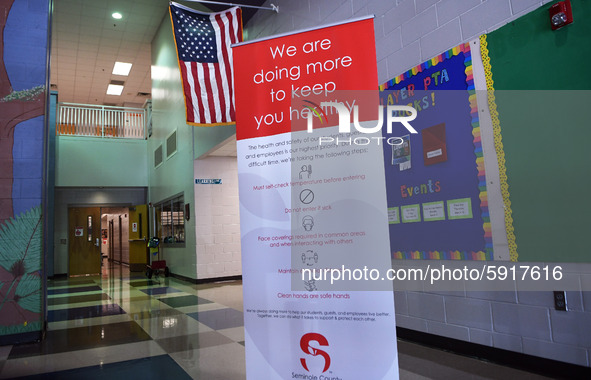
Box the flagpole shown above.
[181,0,279,13]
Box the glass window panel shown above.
[162,201,173,244]
[156,194,185,246]
[87,216,92,242]
[173,197,184,243]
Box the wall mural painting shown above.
[0,0,47,337]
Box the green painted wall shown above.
[55,137,148,187]
[193,124,236,159]
[150,11,240,278]
[486,0,591,262]
[149,14,197,278]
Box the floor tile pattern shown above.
[47,285,102,295]
[47,293,110,306]
[0,265,245,379]
[0,264,554,379]
[139,287,183,296]
[187,308,244,330]
[158,295,212,308]
[12,355,191,380]
[48,304,125,322]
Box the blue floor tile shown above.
[158,295,212,308]
[12,354,191,379]
[139,287,182,296]
[187,308,244,330]
[8,322,151,358]
[128,280,162,287]
[129,275,147,280]
[48,285,102,295]
[48,304,125,322]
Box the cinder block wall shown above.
[194,157,241,279]
[245,0,591,367]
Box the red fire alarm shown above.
[549,0,573,30]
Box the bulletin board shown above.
[482,0,591,262]
[379,43,492,260]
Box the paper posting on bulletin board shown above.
[379,42,492,261]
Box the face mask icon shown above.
[302,215,314,231]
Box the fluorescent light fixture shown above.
[112,62,132,76]
[112,12,122,19]
[107,84,124,96]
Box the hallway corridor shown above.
[1,265,245,379]
[0,265,550,379]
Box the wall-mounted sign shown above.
[132,222,138,232]
[74,227,83,237]
[195,179,222,184]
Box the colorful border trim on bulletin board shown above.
[379,43,469,90]
[382,42,492,261]
[479,35,518,262]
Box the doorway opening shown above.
[101,207,129,266]
[68,205,149,277]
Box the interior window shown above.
[155,194,185,246]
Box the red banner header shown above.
[232,18,378,140]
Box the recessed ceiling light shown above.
[112,62,132,76]
[112,12,123,19]
[107,84,124,96]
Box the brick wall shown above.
[243,0,591,367]
[194,157,241,279]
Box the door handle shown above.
[95,238,100,247]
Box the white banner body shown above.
[233,18,399,380]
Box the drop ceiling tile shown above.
[82,5,108,18]
[58,62,77,71]
[77,44,100,53]
[57,3,83,16]
[52,0,263,106]
[107,19,129,33]
[122,31,144,43]
[89,0,108,9]
[101,29,124,41]
[55,22,79,33]
[80,25,104,37]
[58,32,81,43]
[108,1,133,13]
[82,36,102,45]
[124,22,150,34]
[57,50,78,58]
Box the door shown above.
[68,207,101,276]
[128,204,149,271]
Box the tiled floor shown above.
[0,264,550,379]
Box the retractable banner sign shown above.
[233,17,399,379]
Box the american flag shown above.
[169,2,242,126]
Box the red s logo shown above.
[300,333,331,373]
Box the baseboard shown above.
[48,273,67,280]
[169,272,242,285]
[396,327,591,379]
[0,331,42,346]
[195,274,242,284]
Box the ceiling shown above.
[50,0,266,108]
